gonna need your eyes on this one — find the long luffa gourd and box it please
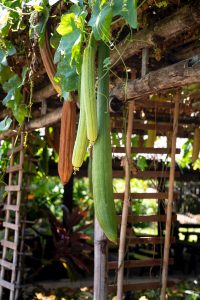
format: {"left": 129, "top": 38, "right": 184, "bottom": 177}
{"left": 39, "top": 31, "right": 61, "bottom": 95}
{"left": 72, "top": 68, "right": 89, "bottom": 171}
{"left": 82, "top": 39, "right": 98, "bottom": 144}
{"left": 92, "top": 41, "right": 117, "bottom": 243}
{"left": 58, "top": 100, "right": 76, "bottom": 184}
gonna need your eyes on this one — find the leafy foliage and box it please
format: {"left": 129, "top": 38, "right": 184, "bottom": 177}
{"left": 0, "top": 0, "right": 138, "bottom": 123}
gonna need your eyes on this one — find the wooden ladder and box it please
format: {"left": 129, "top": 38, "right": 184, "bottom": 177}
{"left": 107, "top": 93, "right": 180, "bottom": 297}
{"left": 0, "top": 132, "right": 24, "bottom": 300}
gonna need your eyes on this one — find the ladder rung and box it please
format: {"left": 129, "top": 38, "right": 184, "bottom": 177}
{"left": 7, "top": 145, "right": 23, "bottom": 156}
{"left": 3, "top": 222, "right": 19, "bottom": 230}
{"left": 0, "top": 259, "right": 16, "bottom": 270}
{"left": 108, "top": 258, "right": 174, "bottom": 270}
{"left": 5, "top": 185, "right": 21, "bottom": 192}
{"left": 0, "top": 279, "right": 15, "bottom": 291}
{"left": 1, "top": 240, "right": 17, "bottom": 250}
{"left": 113, "top": 170, "right": 180, "bottom": 179}
{"left": 118, "top": 236, "right": 176, "bottom": 245}
{"left": 134, "top": 99, "right": 174, "bottom": 109}
{"left": 133, "top": 121, "right": 172, "bottom": 132}
{"left": 112, "top": 147, "right": 180, "bottom": 155}
{"left": 3, "top": 204, "right": 20, "bottom": 211}
{"left": 117, "top": 214, "right": 177, "bottom": 223}
{"left": 6, "top": 164, "right": 22, "bottom": 173}
{"left": 108, "top": 279, "right": 174, "bottom": 292}
{"left": 114, "top": 192, "right": 179, "bottom": 200}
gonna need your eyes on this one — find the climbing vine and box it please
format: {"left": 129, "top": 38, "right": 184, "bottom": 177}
{"left": 0, "top": 0, "right": 137, "bottom": 131}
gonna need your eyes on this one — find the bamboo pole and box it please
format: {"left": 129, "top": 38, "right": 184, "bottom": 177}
{"left": 117, "top": 101, "right": 134, "bottom": 299}
{"left": 94, "top": 217, "right": 108, "bottom": 300}
{"left": 160, "top": 91, "right": 180, "bottom": 300}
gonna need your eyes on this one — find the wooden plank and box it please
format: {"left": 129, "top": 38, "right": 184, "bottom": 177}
{"left": 113, "top": 170, "right": 180, "bottom": 179}
{"left": 3, "top": 204, "right": 20, "bottom": 211}
{"left": 108, "top": 279, "right": 174, "bottom": 292}
{"left": 134, "top": 99, "right": 174, "bottom": 109}
{"left": 112, "top": 120, "right": 173, "bottom": 132}
{"left": 0, "top": 259, "right": 15, "bottom": 270}
{"left": 114, "top": 192, "right": 179, "bottom": 200}
{"left": 5, "top": 185, "right": 21, "bottom": 192}
{"left": 0, "top": 279, "right": 15, "bottom": 291}
{"left": 3, "top": 222, "right": 19, "bottom": 231}
{"left": 6, "top": 164, "right": 22, "bottom": 173}
{"left": 112, "top": 147, "right": 180, "bottom": 154}
{"left": 108, "top": 258, "right": 174, "bottom": 270}
{"left": 1, "top": 240, "right": 17, "bottom": 251}
{"left": 117, "top": 214, "right": 177, "bottom": 223}
{"left": 124, "top": 236, "right": 176, "bottom": 245}
{"left": 7, "top": 145, "right": 23, "bottom": 156}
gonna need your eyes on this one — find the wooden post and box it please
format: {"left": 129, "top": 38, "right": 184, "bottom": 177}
{"left": 160, "top": 91, "right": 180, "bottom": 300}
{"left": 117, "top": 101, "right": 134, "bottom": 300}
{"left": 94, "top": 217, "right": 107, "bottom": 300}
{"left": 141, "top": 48, "right": 149, "bottom": 77}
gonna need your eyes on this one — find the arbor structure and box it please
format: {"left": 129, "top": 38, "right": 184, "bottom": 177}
{"left": 0, "top": 1, "right": 200, "bottom": 299}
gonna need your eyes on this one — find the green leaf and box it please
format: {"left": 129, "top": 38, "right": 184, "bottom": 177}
{"left": 0, "top": 6, "right": 10, "bottom": 30}
{"left": 0, "top": 117, "right": 12, "bottom": 132}
{"left": 0, "top": 66, "right": 13, "bottom": 85}
{"left": 55, "top": 58, "right": 78, "bottom": 98}
{"left": 137, "top": 156, "right": 148, "bottom": 171}
{"left": 113, "top": 0, "right": 137, "bottom": 29}
{"left": 54, "top": 7, "right": 86, "bottom": 96}
{"left": 89, "top": 2, "right": 113, "bottom": 41}
{"left": 56, "top": 13, "right": 77, "bottom": 36}
{"left": 0, "top": 41, "right": 16, "bottom": 69}
{"left": 193, "top": 158, "right": 200, "bottom": 170}
{"left": 2, "top": 68, "right": 29, "bottom": 125}
{"left": 54, "top": 29, "right": 81, "bottom": 63}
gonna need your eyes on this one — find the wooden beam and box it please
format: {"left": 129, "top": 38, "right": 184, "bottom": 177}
{"left": 117, "top": 214, "right": 177, "bottom": 223}
{"left": 108, "top": 279, "right": 174, "bottom": 292}
{"left": 26, "top": 108, "right": 62, "bottom": 130}
{"left": 112, "top": 147, "right": 180, "bottom": 154}
{"left": 111, "top": 55, "right": 200, "bottom": 101}
{"left": 114, "top": 192, "right": 179, "bottom": 200}
{"left": 33, "top": 84, "right": 57, "bottom": 102}
{"left": 108, "top": 258, "right": 174, "bottom": 270}
{"left": 110, "top": 4, "right": 200, "bottom": 66}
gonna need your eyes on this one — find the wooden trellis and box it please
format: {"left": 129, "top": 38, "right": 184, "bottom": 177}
{"left": 0, "top": 131, "right": 25, "bottom": 300}
{"left": 103, "top": 92, "right": 180, "bottom": 299}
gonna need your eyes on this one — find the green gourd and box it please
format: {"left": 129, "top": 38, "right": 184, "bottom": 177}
{"left": 82, "top": 39, "right": 98, "bottom": 144}
{"left": 72, "top": 65, "right": 88, "bottom": 171}
{"left": 92, "top": 41, "right": 117, "bottom": 243}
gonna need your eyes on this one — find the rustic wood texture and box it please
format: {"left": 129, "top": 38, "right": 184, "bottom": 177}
{"left": 108, "top": 258, "right": 174, "bottom": 270}
{"left": 110, "top": 4, "right": 200, "bottom": 66}
{"left": 114, "top": 192, "right": 179, "bottom": 200}
{"left": 112, "top": 147, "right": 180, "bottom": 154}
{"left": 161, "top": 92, "right": 180, "bottom": 300}
{"left": 111, "top": 55, "right": 200, "bottom": 101}
{"left": 117, "top": 214, "right": 177, "bottom": 223}
{"left": 117, "top": 102, "right": 134, "bottom": 299}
